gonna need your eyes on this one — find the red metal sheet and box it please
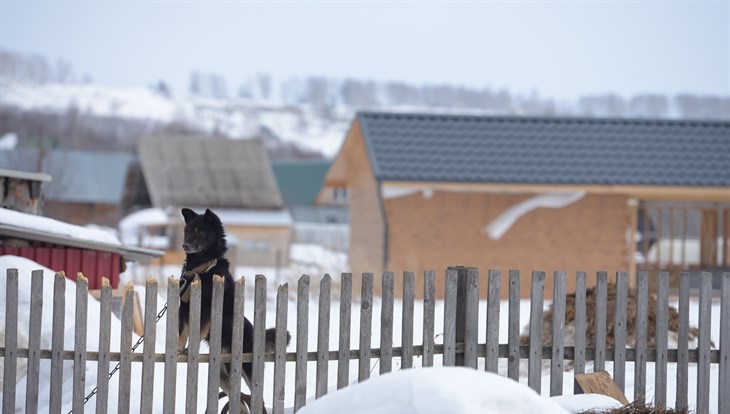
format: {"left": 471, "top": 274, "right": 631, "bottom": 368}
{"left": 110, "top": 253, "right": 121, "bottom": 288}
{"left": 81, "top": 250, "right": 98, "bottom": 289}
{"left": 1, "top": 247, "right": 20, "bottom": 257}
{"left": 34, "top": 248, "right": 52, "bottom": 269}
{"left": 96, "top": 251, "right": 113, "bottom": 287}
{"left": 65, "top": 249, "right": 81, "bottom": 282}
{"left": 51, "top": 248, "right": 65, "bottom": 273}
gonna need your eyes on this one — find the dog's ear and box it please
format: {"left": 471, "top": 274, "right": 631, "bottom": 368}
{"left": 204, "top": 208, "right": 220, "bottom": 223}
{"left": 181, "top": 208, "right": 197, "bottom": 224}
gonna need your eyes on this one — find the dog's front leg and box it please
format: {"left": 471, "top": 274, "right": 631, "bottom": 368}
{"left": 178, "top": 323, "right": 189, "bottom": 352}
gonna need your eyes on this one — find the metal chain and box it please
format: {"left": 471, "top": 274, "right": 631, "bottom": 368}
{"left": 68, "top": 300, "right": 170, "bottom": 413}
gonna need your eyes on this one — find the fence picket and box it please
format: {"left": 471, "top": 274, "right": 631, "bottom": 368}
{"left": 72, "top": 273, "right": 89, "bottom": 413}
{"left": 49, "top": 272, "right": 66, "bottom": 414}
{"left": 508, "top": 270, "right": 520, "bottom": 381}
{"left": 720, "top": 272, "right": 730, "bottom": 414}
{"left": 401, "top": 271, "right": 415, "bottom": 369}
{"left": 697, "top": 271, "right": 712, "bottom": 413}
{"left": 251, "top": 275, "right": 268, "bottom": 414}
{"left": 228, "top": 277, "right": 246, "bottom": 414}
{"left": 273, "top": 283, "right": 289, "bottom": 414}
{"left": 184, "top": 277, "right": 202, "bottom": 413}
{"left": 486, "top": 269, "right": 501, "bottom": 373}
{"left": 26, "top": 269, "right": 44, "bottom": 413}
{"left": 358, "top": 273, "right": 373, "bottom": 380}
{"left": 595, "top": 271, "right": 608, "bottom": 371}
{"left": 206, "top": 276, "right": 224, "bottom": 414}
{"left": 380, "top": 271, "right": 395, "bottom": 374}
{"left": 550, "top": 270, "right": 566, "bottom": 397}
{"left": 3, "top": 268, "right": 18, "bottom": 413}
{"left": 655, "top": 271, "right": 669, "bottom": 409}
{"left": 464, "top": 268, "right": 479, "bottom": 369}
{"left": 573, "top": 271, "right": 586, "bottom": 394}
{"left": 140, "top": 278, "right": 158, "bottom": 414}
{"left": 162, "top": 276, "right": 180, "bottom": 414}
{"left": 294, "top": 275, "right": 310, "bottom": 411}
{"left": 528, "top": 271, "right": 545, "bottom": 393}
{"left": 634, "top": 271, "right": 649, "bottom": 402}
{"left": 676, "top": 272, "right": 690, "bottom": 410}
{"left": 422, "top": 270, "right": 436, "bottom": 368}
{"left": 613, "top": 272, "right": 628, "bottom": 393}
{"left": 316, "top": 274, "right": 331, "bottom": 398}
{"left": 337, "top": 273, "right": 352, "bottom": 389}
{"left": 443, "top": 268, "right": 458, "bottom": 367}
{"left": 118, "top": 283, "right": 136, "bottom": 414}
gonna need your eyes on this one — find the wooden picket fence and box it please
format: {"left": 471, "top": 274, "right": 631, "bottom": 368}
{"left": 2, "top": 267, "right": 730, "bottom": 414}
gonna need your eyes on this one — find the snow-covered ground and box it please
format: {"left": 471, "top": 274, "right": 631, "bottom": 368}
{"left": 1, "top": 254, "right": 724, "bottom": 413}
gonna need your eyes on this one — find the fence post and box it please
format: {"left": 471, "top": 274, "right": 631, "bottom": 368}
{"left": 294, "top": 275, "right": 310, "bottom": 411}
{"left": 316, "top": 274, "right": 331, "bottom": 398}
{"left": 464, "top": 267, "right": 479, "bottom": 369}
{"left": 655, "top": 271, "right": 669, "bottom": 409}
{"left": 162, "top": 276, "right": 180, "bottom": 414}
{"left": 72, "top": 273, "right": 89, "bottom": 413}
{"left": 358, "top": 273, "right": 373, "bottom": 381}
{"left": 449, "top": 266, "right": 467, "bottom": 367}
{"left": 719, "top": 272, "right": 730, "bottom": 414}
{"left": 635, "top": 271, "right": 649, "bottom": 403}
{"left": 401, "top": 271, "right": 415, "bottom": 370}
{"left": 486, "top": 269, "right": 501, "bottom": 373}
{"left": 676, "top": 272, "right": 690, "bottom": 410}
{"left": 613, "top": 271, "right": 628, "bottom": 393}
{"left": 443, "top": 268, "right": 458, "bottom": 366}
{"left": 49, "top": 271, "right": 66, "bottom": 414}
{"left": 140, "top": 278, "right": 158, "bottom": 414}
{"left": 422, "top": 270, "right": 436, "bottom": 368}
{"left": 206, "top": 276, "right": 224, "bottom": 414}
{"left": 337, "top": 273, "right": 352, "bottom": 389}
{"left": 228, "top": 277, "right": 246, "bottom": 414}
{"left": 528, "top": 271, "right": 545, "bottom": 393}
{"left": 573, "top": 271, "right": 587, "bottom": 394}
{"left": 380, "top": 271, "right": 394, "bottom": 374}
{"left": 697, "top": 271, "right": 712, "bottom": 413}
{"left": 273, "top": 283, "right": 289, "bottom": 414}
{"left": 508, "top": 270, "right": 521, "bottom": 381}
{"left": 251, "top": 275, "right": 268, "bottom": 414}
{"left": 550, "top": 270, "right": 566, "bottom": 397}
{"left": 118, "top": 282, "right": 136, "bottom": 414}
{"left": 3, "top": 268, "right": 18, "bottom": 413}
{"left": 26, "top": 269, "right": 44, "bottom": 413}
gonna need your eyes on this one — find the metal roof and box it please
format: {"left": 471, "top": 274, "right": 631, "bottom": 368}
{"left": 138, "top": 136, "right": 283, "bottom": 209}
{"left": 358, "top": 112, "right": 730, "bottom": 187}
{"left": 272, "top": 160, "right": 330, "bottom": 206}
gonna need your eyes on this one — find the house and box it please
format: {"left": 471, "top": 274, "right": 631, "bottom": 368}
{"left": 317, "top": 112, "right": 730, "bottom": 298}
{"left": 137, "top": 136, "right": 292, "bottom": 268}
{"left": 272, "top": 160, "right": 349, "bottom": 251}
{"left": 0, "top": 149, "right": 136, "bottom": 226}
{"left": 0, "top": 168, "right": 162, "bottom": 289}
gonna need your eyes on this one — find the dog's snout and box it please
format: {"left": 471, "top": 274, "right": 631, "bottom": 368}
{"left": 182, "top": 243, "right": 191, "bottom": 251}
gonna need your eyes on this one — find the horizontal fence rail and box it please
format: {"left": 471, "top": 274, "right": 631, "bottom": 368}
{"left": 1, "top": 267, "right": 729, "bottom": 414}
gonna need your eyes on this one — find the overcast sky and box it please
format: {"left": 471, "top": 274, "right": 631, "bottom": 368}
{"left": 1, "top": 1, "right": 728, "bottom": 101}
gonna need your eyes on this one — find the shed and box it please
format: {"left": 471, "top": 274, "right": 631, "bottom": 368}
{"left": 318, "top": 112, "right": 730, "bottom": 298}
{"left": 137, "top": 136, "right": 292, "bottom": 267}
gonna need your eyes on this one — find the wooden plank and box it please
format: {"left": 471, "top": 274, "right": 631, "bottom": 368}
{"left": 655, "top": 271, "right": 669, "bottom": 409}
{"left": 675, "top": 272, "right": 690, "bottom": 410}
{"left": 453, "top": 266, "right": 467, "bottom": 367}
{"left": 162, "top": 276, "right": 180, "bottom": 414}
{"left": 401, "top": 271, "right": 415, "bottom": 370}
{"left": 184, "top": 277, "right": 202, "bottom": 414}
{"left": 25, "top": 269, "right": 44, "bottom": 413}
{"left": 380, "top": 271, "right": 395, "bottom": 374}
{"left": 140, "top": 278, "right": 159, "bottom": 413}
{"left": 550, "top": 270, "right": 567, "bottom": 397}
{"left": 443, "top": 268, "right": 458, "bottom": 367}
{"left": 508, "top": 269, "right": 521, "bottom": 381}
{"left": 206, "top": 276, "right": 224, "bottom": 414}
{"left": 528, "top": 271, "right": 545, "bottom": 393}
{"left": 358, "top": 273, "right": 373, "bottom": 380}
{"left": 613, "top": 272, "right": 628, "bottom": 393}
{"left": 316, "top": 274, "right": 331, "bottom": 398}
{"left": 251, "top": 275, "right": 267, "bottom": 414}
{"left": 228, "top": 277, "right": 246, "bottom": 414}
{"left": 273, "top": 283, "right": 289, "bottom": 414}
{"left": 595, "top": 271, "right": 608, "bottom": 371}
{"left": 634, "top": 271, "right": 649, "bottom": 403}
{"left": 95, "top": 278, "right": 113, "bottom": 414}
{"left": 118, "top": 283, "right": 136, "bottom": 414}
{"left": 422, "top": 270, "right": 436, "bottom": 368}
{"left": 573, "top": 271, "right": 587, "bottom": 394}
{"left": 575, "top": 371, "right": 630, "bottom": 405}
{"left": 294, "top": 275, "right": 310, "bottom": 411}
{"left": 3, "top": 268, "right": 19, "bottom": 413}
{"left": 464, "top": 267, "right": 479, "bottom": 369}
{"left": 337, "top": 273, "right": 352, "bottom": 389}
{"left": 73, "top": 273, "right": 89, "bottom": 413}
{"left": 696, "top": 271, "right": 712, "bottom": 414}
{"left": 49, "top": 271, "right": 66, "bottom": 414}
{"left": 720, "top": 272, "right": 730, "bottom": 414}
{"left": 486, "top": 269, "right": 501, "bottom": 373}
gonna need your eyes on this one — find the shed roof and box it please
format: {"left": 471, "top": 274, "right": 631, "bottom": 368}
{"left": 138, "top": 136, "right": 283, "bottom": 209}
{"left": 0, "top": 149, "right": 134, "bottom": 203}
{"left": 357, "top": 112, "right": 730, "bottom": 187}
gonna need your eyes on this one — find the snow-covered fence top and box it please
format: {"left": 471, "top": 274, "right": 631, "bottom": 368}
{"left": 1, "top": 267, "right": 730, "bottom": 414}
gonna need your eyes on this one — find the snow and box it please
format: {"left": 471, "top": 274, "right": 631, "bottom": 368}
{"left": 0, "top": 207, "right": 121, "bottom": 246}
{"left": 0, "top": 132, "right": 18, "bottom": 150}
{"left": 552, "top": 394, "right": 622, "bottom": 413}
{"left": 297, "top": 367, "right": 570, "bottom": 414}
{"left": 118, "top": 207, "right": 171, "bottom": 245}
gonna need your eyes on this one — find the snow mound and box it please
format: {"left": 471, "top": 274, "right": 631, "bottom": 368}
{"left": 551, "top": 394, "right": 623, "bottom": 413}
{"left": 297, "top": 367, "right": 569, "bottom": 414}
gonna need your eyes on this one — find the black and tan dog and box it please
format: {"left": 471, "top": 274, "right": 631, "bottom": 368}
{"left": 178, "top": 208, "right": 288, "bottom": 413}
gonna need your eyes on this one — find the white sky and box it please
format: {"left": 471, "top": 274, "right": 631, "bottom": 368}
{"left": 0, "top": 1, "right": 728, "bottom": 101}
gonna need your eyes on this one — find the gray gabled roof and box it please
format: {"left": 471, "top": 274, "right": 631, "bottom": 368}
{"left": 138, "top": 136, "right": 283, "bottom": 209}
{"left": 358, "top": 112, "right": 730, "bottom": 187}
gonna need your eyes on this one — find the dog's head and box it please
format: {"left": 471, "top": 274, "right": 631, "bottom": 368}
{"left": 181, "top": 208, "right": 226, "bottom": 254}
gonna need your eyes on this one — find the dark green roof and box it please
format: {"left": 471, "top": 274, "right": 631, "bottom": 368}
{"left": 272, "top": 160, "right": 330, "bottom": 206}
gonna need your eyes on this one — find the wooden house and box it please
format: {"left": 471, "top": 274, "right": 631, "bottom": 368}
{"left": 137, "top": 136, "right": 292, "bottom": 268}
{"left": 317, "top": 112, "right": 730, "bottom": 298}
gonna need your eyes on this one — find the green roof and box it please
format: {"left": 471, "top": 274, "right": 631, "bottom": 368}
{"left": 272, "top": 160, "right": 330, "bottom": 206}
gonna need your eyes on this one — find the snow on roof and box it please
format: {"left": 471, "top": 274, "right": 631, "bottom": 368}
{"left": 297, "top": 367, "right": 569, "bottom": 414}
{"left": 213, "top": 208, "right": 293, "bottom": 227}
{"left": 1, "top": 208, "right": 121, "bottom": 245}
